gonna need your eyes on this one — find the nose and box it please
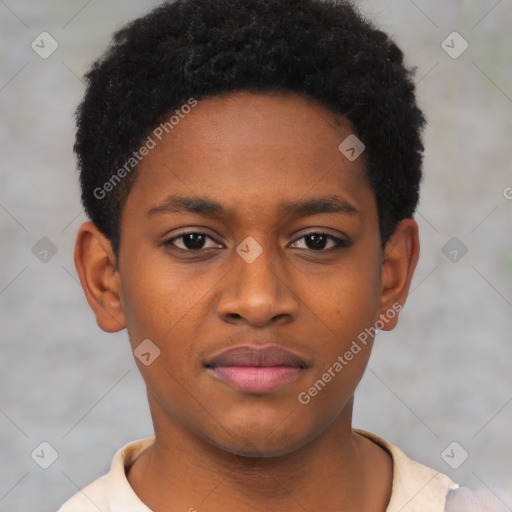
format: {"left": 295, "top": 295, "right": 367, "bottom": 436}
{"left": 216, "top": 239, "right": 300, "bottom": 328}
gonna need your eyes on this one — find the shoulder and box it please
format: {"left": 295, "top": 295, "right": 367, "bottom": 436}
{"left": 354, "top": 429, "right": 459, "bottom": 511}
{"left": 57, "top": 437, "right": 155, "bottom": 512}
{"left": 57, "top": 474, "right": 109, "bottom": 512}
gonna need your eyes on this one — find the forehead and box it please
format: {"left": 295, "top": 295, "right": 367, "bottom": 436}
{"left": 126, "top": 91, "right": 372, "bottom": 218}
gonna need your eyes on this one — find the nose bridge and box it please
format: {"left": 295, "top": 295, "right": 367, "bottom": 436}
{"left": 236, "top": 236, "right": 280, "bottom": 292}
{"left": 217, "top": 234, "right": 299, "bottom": 325}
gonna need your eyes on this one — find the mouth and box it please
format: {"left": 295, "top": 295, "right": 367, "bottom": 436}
{"left": 204, "top": 344, "right": 307, "bottom": 394}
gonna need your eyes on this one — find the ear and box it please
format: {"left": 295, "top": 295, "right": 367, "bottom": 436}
{"left": 378, "top": 219, "right": 420, "bottom": 331}
{"left": 74, "top": 222, "right": 126, "bottom": 333}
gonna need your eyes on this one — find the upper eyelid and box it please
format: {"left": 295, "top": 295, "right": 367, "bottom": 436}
{"left": 167, "top": 231, "right": 222, "bottom": 245}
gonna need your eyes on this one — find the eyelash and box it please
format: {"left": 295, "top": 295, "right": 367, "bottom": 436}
{"left": 164, "top": 231, "right": 350, "bottom": 253}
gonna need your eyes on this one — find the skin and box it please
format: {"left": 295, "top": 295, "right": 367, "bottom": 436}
{"left": 74, "top": 90, "right": 419, "bottom": 511}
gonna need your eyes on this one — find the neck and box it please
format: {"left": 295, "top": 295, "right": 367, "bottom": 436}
{"left": 126, "top": 398, "right": 392, "bottom": 511}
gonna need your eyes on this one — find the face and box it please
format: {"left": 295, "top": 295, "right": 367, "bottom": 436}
{"left": 76, "top": 91, "right": 418, "bottom": 457}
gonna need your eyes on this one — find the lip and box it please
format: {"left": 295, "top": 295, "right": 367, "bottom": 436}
{"left": 205, "top": 344, "right": 307, "bottom": 394}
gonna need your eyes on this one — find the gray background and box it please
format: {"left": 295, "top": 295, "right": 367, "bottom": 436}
{"left": 1, "top": 1, "right": 511, "bottom": 511}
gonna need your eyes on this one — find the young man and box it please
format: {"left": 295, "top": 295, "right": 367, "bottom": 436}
{"left": 59, "top": 0, "right": 482, "bottom": 510}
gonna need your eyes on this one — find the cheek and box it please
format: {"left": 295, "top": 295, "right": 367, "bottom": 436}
{"left": 119, "top": 262, "right": 201, "bottom": 400}
{"left": 299, "top": 246, "right": 382, "bottom": 401}
{"left": 118, "top": 248, "right": 181, "bottom": 346}
{"left": 118, "top": 247, "right": 220, "bottom": 374}
{"left": 313, "top": 257, "right": 382, "bottom": 339}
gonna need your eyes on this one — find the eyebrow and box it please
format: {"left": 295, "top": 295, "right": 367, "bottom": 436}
{"left": 147, "top": 194, "right": 359, "bottom": 218}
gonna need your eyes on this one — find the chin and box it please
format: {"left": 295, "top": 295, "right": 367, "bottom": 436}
{"left": 200, "top": 415, "right": 316, "bottom": 459}
{"left": 211, "top": 435, "right": 304, "bottom": 459}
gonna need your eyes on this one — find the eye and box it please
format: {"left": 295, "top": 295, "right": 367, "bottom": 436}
{"left": 289, "top": 232, "right": 350, "bottom": 251}
{"left": 164, "top": 231, "right": 350, "bottom": 254}
{"left": 165, "top": 232, "right": 222, "bottom": 251}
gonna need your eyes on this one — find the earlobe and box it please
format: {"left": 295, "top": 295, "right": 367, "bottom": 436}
{"left": 378, "top": 219, "right": 420, "bottom": 331}
{"left": 74, "top": 222, "right": 126, "bottom": 333}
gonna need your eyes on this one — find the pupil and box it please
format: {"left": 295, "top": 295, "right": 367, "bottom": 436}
{"left": 184, "top": 234, "right": 205, "bottom": 250}
{"left": 307, "top": 234, "right": 327, "bottom": 250}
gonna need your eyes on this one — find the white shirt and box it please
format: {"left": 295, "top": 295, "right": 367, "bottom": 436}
{"left": 58, "top": 429, "right": 463, "bottom": 512}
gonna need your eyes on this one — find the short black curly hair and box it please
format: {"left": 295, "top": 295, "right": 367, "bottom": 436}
{"left": 75, "top": 0, "right": 425, "bottom": 257}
